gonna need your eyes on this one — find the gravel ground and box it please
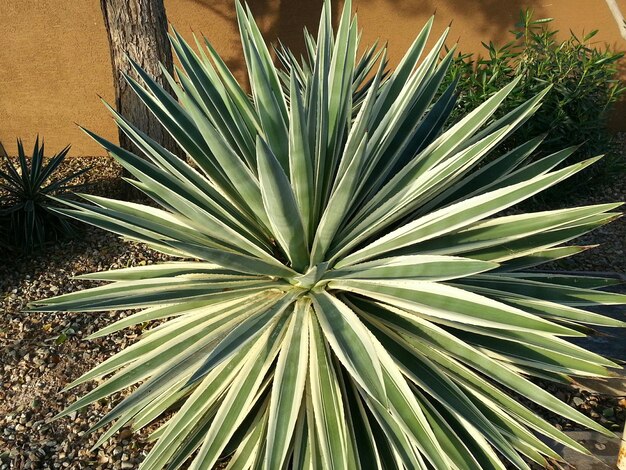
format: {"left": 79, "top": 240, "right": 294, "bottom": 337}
{"left": 0, "top": 158, "right": 169, "bottom": 469}
{"left": 0, "top": 227, "right": 174, "bottom": 469}
{"left": 1, "top": 142, "right": 625, "bottom": 469}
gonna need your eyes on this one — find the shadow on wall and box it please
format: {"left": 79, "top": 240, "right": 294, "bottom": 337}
{"left": 184, "top": 0, "right": 549, "bottom": 73}
{"left": 355, "top": 0, "right": 547, "bottom": 44}
{"left": 188, "top": 0, "right": 339, "bottom": 80}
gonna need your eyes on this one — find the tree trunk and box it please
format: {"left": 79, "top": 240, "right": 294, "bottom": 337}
{"left": 100, "top": 0, "right": 180, "bottom": 156}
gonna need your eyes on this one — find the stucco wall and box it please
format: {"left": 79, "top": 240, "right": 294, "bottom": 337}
{"left": 1, "top": 0, "right": 625, "bottom": 156}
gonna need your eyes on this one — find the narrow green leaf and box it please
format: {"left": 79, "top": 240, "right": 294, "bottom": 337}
{"left": 257, "top": 136, "right": 309, "bottom": 271}
{"left": 307, "top": 309, "right": 349, "bottom": 470}
{"left": 264, "top": 298, "right": 310, "bottom": 469}
{"left": 326, "top": 255, "right": 497, "bottom": 281}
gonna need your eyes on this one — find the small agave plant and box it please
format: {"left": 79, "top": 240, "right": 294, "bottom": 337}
{"left": 0, "top": 138, "right": 84, "bottom": 252}
{"left": 31, "top": 1, "right": 625, "bottom": 468}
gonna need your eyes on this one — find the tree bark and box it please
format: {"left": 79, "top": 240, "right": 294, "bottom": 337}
{"left": 100, "top": 0, "right": 180, "bottom": 155}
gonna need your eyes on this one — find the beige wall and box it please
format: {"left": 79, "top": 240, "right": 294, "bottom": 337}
{"left": 1, "top": 0, "right": 625, "bottom": 156}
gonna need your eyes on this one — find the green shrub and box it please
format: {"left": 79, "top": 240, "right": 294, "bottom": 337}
{"left": 30, "top": 2, "right": 626, "bottom": 469}
{"left": 444, "top": 9, "right": 625, "bottom": 177}
{"left": 0, "top": 138, "right": 87, "bottom": 252}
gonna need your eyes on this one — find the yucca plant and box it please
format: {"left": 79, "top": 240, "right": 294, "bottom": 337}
{"left": 0, "top": 138, "right": 86, "bottom": 252}
{"left": 30, "top": 1, "right": 626, "bottom": 468}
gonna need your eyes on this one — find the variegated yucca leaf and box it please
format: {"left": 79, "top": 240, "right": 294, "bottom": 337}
{"left": 31, "top": 1, "right": 626, "bottom": 468}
